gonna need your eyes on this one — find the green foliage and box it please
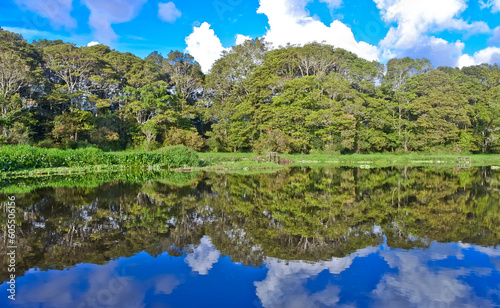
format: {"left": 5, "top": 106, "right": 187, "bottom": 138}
{"left": 164, "top": 127, "right": 204, "bottom": 150}
{"left": 154, "top": 145, "right": 200, "bottom": 168}
{"left": 0, "top": 27, "right": 500, "bottom": 155}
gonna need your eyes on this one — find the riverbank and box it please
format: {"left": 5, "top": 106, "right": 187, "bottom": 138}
{"left": 2, "top": 147, "right": 500, "bottom": 177}
{"left": 198, "top": 152, "right": 500, "bottom": 169}
{"left": 0, "top": 145, "right": 199, "bottom": 175}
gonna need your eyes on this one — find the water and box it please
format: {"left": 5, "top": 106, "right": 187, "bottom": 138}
{"left": 1, "top": 167, "right": 499, "bottom": 308}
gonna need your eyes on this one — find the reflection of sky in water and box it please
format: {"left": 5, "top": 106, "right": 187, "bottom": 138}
{"left": 1, "top": 240, "right": 499, "bottom": 308}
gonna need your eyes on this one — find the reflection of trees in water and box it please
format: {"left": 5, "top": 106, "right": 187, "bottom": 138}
{"left": 1, "top": 167, "right": 499, "bottom": 282}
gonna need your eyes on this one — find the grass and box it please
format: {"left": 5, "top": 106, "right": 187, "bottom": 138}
{"left": 0, "top": 145, "right": 200, "bottom": 174}
{"left": 283, "top": 153, "right": 500, "bottom": 168}
{"left": 2, "top": 147, "right": 500, "bottom": 178}
{"left": 197, "top": 152, "right": 500, "bottom": 170}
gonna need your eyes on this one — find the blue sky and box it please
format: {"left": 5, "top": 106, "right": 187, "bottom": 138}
{"left": 1, "top": 0, "right": 500, "bottom": 73}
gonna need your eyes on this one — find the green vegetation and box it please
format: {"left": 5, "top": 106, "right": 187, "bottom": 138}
{"left": 0, "top": 145, "right": 200, "bottom": 172}
{"left": 1, "top": 27, "right": 499, "bottom": 157}
{"left": 284, "top": 152, "right": 500, "bottom": 167}
{"left": 0, "top": 169, "right": 200, "bottom": 194}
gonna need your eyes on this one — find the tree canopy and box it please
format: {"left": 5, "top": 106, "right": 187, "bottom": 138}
{"left": 0, "top": 27, "right": 499, "bottom": 153}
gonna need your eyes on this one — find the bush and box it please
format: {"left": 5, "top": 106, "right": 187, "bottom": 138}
{"left": 164, "top": 128, "right": 204, "bottom": 151}
{"left": 253, "top": 129, "right": 298, "bottom": 154}
{"left": 155, "top": 145, "right": 200, "bottom": 168}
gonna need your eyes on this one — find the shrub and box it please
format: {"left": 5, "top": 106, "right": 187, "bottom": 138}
{"left": 164, "top": 128, "right": 204, "bottom": 151}
{"left": 253, "top": 129, "right": 297, "bottom": 154}
{"left": 155, "top": 145, "right": 200, "bottom": 168}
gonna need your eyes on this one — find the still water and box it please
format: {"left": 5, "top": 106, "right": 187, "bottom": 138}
{"left": 1, "top": 167, "right": 499, "bottom": 308}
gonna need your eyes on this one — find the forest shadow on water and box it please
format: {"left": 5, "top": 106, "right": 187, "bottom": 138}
{"left": 0, "top": 166, "right": 499, "bottom": 308}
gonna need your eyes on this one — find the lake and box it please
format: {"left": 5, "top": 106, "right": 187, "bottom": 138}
{"left": 1, "top": 167, "right": 499, "bottom": 308}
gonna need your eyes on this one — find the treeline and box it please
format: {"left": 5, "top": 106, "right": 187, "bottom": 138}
{"left": 0, "top": 27, "right": 499, "bottom": 153}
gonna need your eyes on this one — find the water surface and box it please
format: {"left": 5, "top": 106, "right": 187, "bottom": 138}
{"left": 1, "top": 167, "right": 499, "bottom": 307}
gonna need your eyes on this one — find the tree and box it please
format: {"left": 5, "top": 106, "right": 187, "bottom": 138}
{"left": 383, "top": 57, "right": 433, "bottom": 151}
{"left": 43, "top": 43, "right": 97, "bottom": 109}
{"left": 407, "top": 70, "right": 470, "bottom": 150}
{"left": 52, "top": 109, "right": 94, "bottom": 144}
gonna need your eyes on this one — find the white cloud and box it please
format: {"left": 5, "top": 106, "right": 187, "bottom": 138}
{"left": 236, "top": 34, "right": 252, "bottom": 45}
{"left": 158, "top": 2, "right": 182, "bottom": 23}
{"left": 489, "top": 26, "right": 500, "bottom": 45}
{"left": 87, "top": 41, "right": 100, "bottom": 47}
{"left": 185, "top": 22, "right": 228, "bottom": 74}
{"left": 257, "top": 0, "right": 379, "bottom": 61}
{"left": 2, "top": 27, "right": 69, "bottom": 42}
{"left": 13, "top": 0, "right": 76, "bottom": 30}
{"left": 481, "top": 0, "right": 500, "bottom": 13}
{"left": 458, "top": 47, "right": 500, "bottom": 67}
{"left": 319, "top": 0, "right": 343, "bottom": 9}
{"left": 375, "top": 0, "right": 488, "bottom": 49}
{"left": 394, "top": 36, "right": 466, "bottom": 67}
{"left": 374, "top": 0, "right": 491, "bottom": 67}
{"left": 187, "top": 0, "right": 376, "bottom": 73}
{"left": 184, "top": 236, "right": 221, "bottom": 275}
{"left": 82, "top": 0, "right": 147, "bottom": 44}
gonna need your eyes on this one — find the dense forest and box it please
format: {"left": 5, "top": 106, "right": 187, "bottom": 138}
{"left": 1, "top": 27, "right": 499, "bottom": 154}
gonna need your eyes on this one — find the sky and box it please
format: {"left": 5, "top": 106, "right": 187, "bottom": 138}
{"left": 1, "top": 0, "right": 500, "bottom": 73}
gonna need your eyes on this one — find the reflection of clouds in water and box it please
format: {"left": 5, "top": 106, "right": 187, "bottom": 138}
{"left": 185, "top": 236, "right": 220, "bottom": 275}
{"left": 13, "top": 262, "right": 183, "bottom": 308}
{"left": 255, "top": 246, "right": 378, "bottom": 308}
{"left": 460, "top": 243, "right": 500, "bottom": 272}
{"left": 255, "top": 243, "right": 500, "bottom": 308}
{"left": 372, "top": 243, "right": 498, "bottom": 308}
{"left": 16, "top": 271, "right": 78, "bottom": 308}
{"left": 154, "top": 275, "right": 181, "bottom": 295}
{"left": 14, "top": 263, "right": 144, "bottom": 308}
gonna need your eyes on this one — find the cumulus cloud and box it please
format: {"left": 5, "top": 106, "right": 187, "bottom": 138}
{"left": 87, "top": 41, "right": 100, "bottom": 47}
{"left": 375, "top": 0, "right": 488, "bottom": 49}
{"left": 82, "top": 0, "right": 147, "bottom": 44}
{"left": 158, "top": 2, "right": 182, "bottom": 23}
{"left": 458, "top": 47, "right": 500, "bottom": 67}
{"left": 236, "top": 34, "right": 252, "bottom": 45}
{"left": 187, "top": 0, "right": 377, "bottom": 73}
{"left": 13, "top": 0, "right": 76, "bottom": 30}
{"left": 396, "top": 36, "right": 466, "bottom": 67}
{"left": 257, "top": 0, "right": 379, "bottom": 61}
{"left": 184, "top": 236, "right": 221, "bottom": 275}
{"left": 185, "top": 22, "right": 228, "bottom": 73}
{"left": 374, "top": 0, "right": 491, "bottom": 67}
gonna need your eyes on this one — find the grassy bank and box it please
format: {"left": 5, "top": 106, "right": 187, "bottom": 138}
{"left": 0, "top": 145, "right": 200, "bottom": 174}
{"left": 199, "top": 152, "right": 500, "bottom": 169}
{"left": 284, "top": 153, "right": 500, "bottom": 167}
{"left": 2, "top": 147, "right": 500, "bottom": 177}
